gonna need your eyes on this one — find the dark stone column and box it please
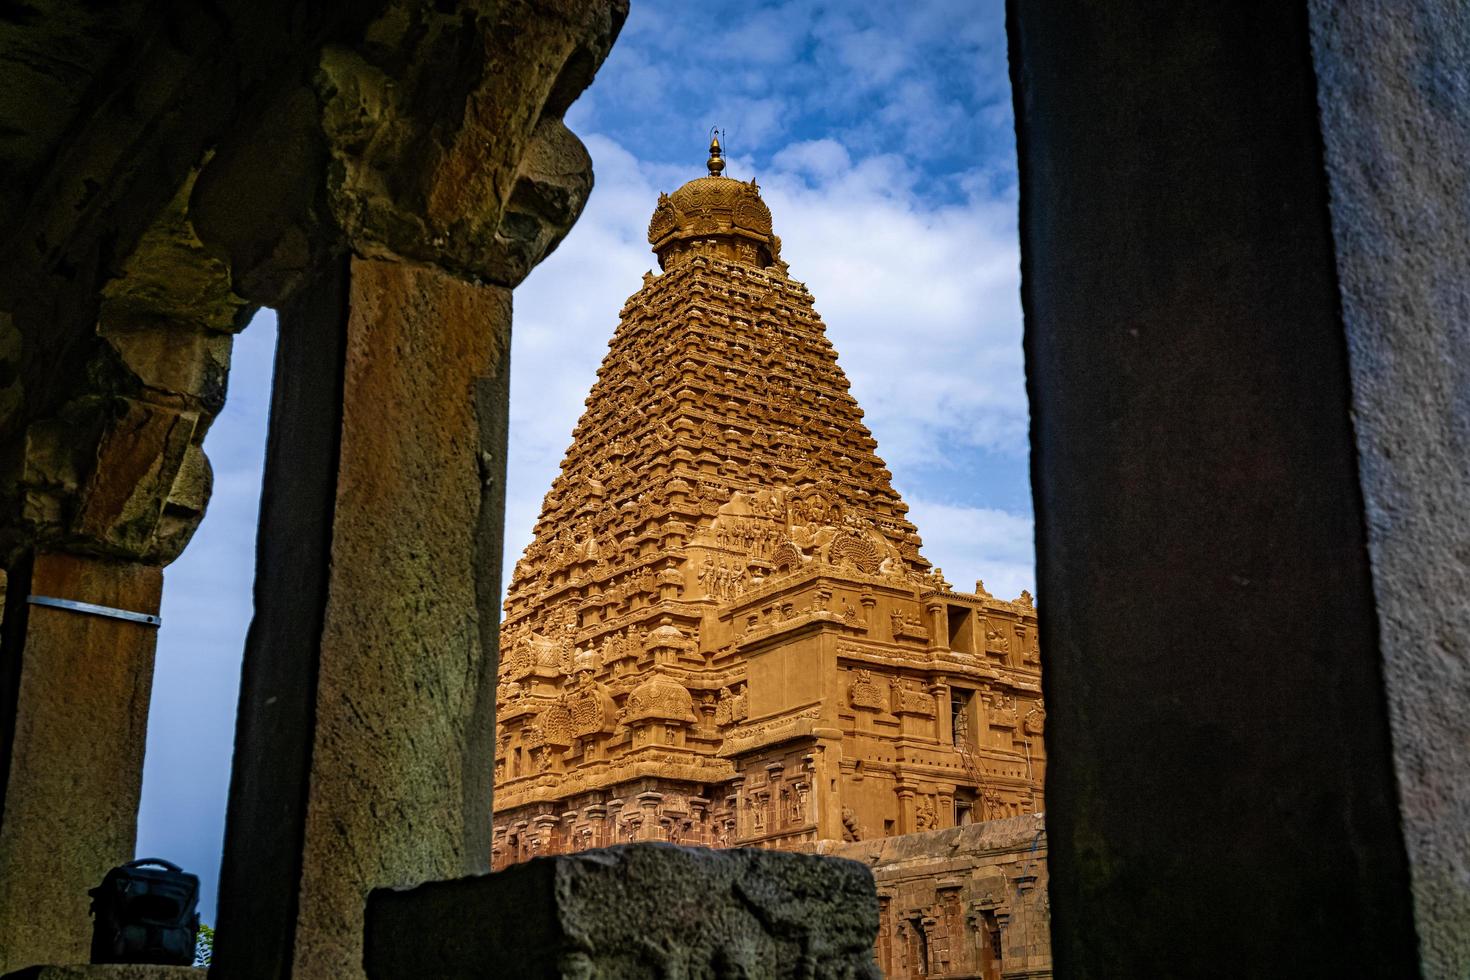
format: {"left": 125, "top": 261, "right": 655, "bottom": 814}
{"left": 210, "top": 256, "right": 350, "bottom": 980}
{"left": 213, "top": 257, "right": 512, "bottom": 980}
{"left": 1006, "top": 1, "right": 1421, "bottom": 974}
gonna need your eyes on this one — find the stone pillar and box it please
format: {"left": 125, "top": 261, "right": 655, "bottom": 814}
{"left": 810, "top": 727, "right": 844, "bottom": 841}
{"left": 895, "top": 785, "right": 917, "bottom": 835}
{"left": 1006, "top": 1, "right": 1432, "bottom": 974}
{"left": 0, "top": 553, "right": 162, "bottom": 971}
{"left": 720, "top": 793, "right": 738, "bottom": 846}
{"left": 688, "top": 796, "right": 710, "bottom": 845}
{"left": 490, "top": 828, "right": 506, "bottom": 871}
{"left": 925, "top": 600, "right": 948, "bottom": 654}
{"left": 635, "top": 792, "right": 663, "bottom": 842}
{"left": 930, "top": 677, "right": 952, "bottom": 747}
{"left": 584, "top": 804, "right": 607, "bottom": 849}
{"left": 607, "top": 798, "right": 625, "bottom": 843}
{"left": 512, "top": 821, "right": 530, "bottom": 864}
{"left": 531, "top": 816, "right": 558, "bottom": 856}
{"left": 211, "top": 258, "right": 513, "bottom": 979}
{"left": 1308, "top": 5, "right": 1470, "bottom": 971}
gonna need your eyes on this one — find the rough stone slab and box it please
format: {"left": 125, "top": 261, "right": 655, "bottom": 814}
{"left": 2, "top": 968, "right": 202, "bottom": 980}
{"left": 365, "top": 844, "right": 881, "bottom": 979}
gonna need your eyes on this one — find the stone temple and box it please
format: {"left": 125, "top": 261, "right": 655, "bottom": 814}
{"left": 0, "top": 4, "right": 1452, "bottom": 977}
{"left": 492, "top": 139, "right": 1051, "bottom": 977}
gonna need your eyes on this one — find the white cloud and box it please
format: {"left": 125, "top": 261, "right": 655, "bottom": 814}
{"left": 903, "top": 496, "right": 1035, "bottom": 600}
{"left": 757, "top": 157, "right": 1027, "bottom": 471}
{"left": 770, "top": 138, "right": 852, "bottom": 181}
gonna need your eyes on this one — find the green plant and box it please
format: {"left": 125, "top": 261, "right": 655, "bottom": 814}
{"left": 194, "top": 923, "right": 214, "bottom": 968}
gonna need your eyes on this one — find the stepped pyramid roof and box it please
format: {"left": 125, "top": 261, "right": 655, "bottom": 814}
{"left": 503, "top": 138, "right": 933, "bottom": 633}
{"left": 493, "top": 139, "right": 1043, "bottom": 864}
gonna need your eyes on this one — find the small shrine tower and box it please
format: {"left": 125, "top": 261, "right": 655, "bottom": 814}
{"left": 492, "top": 137, "right": 1044, "bottom": 867}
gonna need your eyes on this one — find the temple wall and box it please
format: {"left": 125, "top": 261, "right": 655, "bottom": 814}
{"left": 819, "top": 815, "right": 1051, "bottom": 980}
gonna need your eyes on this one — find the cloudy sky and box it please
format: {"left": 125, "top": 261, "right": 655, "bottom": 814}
{"left": 136, "top": 0, "right": 1029, "bottom": 920}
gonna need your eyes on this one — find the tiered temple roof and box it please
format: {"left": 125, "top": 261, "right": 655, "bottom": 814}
{"left": 493, "top": 138, "right": 1044, "bottom": 867}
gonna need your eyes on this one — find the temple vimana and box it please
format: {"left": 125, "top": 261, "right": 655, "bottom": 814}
{"left": 492, "top": 138, "right": 1050, "bottom": 976}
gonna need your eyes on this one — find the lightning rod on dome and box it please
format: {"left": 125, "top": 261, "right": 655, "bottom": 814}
{"left": 707, "top": 125, "right": 726, "bottom": 176}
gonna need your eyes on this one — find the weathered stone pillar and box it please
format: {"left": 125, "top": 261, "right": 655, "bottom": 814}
{"left": 635, "top": 792, "right": 663, "bottom": 842}
{"left": 1006, "top": 0, "right": 1445, "bottom": 974}
{"left": 1308, "top": 5, "right": 1470, "bottom": 971}
{"left": 0, "top": 238, "right": 229, "bottom": 972}
{"left": 0, "top": 553, "right": 163, "bottom": 970}
{"left": 607, "top": 798, "right": 625, "bottom": 843}
{"left": 532, "top": 816, "right": 559, "bottom": 856}
{"left": 200, "top": 3, "right": 624, "bottom": 975}
{"left": 811, "top": 727, "right": 844, "bottom": 840}
{"left": 212, "top": 257, "right": 513, "bottom": 978}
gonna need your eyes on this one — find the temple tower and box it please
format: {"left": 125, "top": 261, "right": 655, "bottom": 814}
{"left": 493, "top": 137, "right": 1044, "bottom": 867}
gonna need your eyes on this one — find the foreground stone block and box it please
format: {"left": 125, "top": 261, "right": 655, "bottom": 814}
{"left": 365, "top": 844, "right": 881, "bottom": 979}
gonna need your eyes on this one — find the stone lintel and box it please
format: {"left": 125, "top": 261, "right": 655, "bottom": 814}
{"left": 364, "top": 844, "right": 881, "bottom": 979}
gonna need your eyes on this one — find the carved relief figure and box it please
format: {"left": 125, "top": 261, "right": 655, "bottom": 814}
{"left": 915, "top": 797, "right": 937, "bottom": 832}
{"left": 890, "top": 609, "right": 929, "bottom": 641}
{"left": 849, "top": 669, "right": 886, "bottom": 711}
{"left": 984, "top": 620, "right": 1012, "bottom": 654}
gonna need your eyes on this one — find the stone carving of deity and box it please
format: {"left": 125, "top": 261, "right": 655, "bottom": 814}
{"left": 915, "top": 797, "right": 937, "bottom": 832}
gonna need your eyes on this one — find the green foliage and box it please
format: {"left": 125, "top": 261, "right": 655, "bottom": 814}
{"left": 194, "top": 923, "right": 215, "bottom": 968}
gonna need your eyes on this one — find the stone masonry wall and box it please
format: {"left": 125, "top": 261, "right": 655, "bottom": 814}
{"left": 819, "top": 815, "right": 1050, "bottom": 980}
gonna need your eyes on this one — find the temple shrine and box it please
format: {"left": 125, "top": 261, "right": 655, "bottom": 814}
{"left": 493, "top": 134, "right": 1045, "bottom": 874}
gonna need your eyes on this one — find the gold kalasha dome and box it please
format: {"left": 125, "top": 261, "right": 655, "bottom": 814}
{"left": 493, "top": 143, "right": 1045, "bottom": 882}
{"left": 647, "top": 133, "right": 782, "bottom": 272}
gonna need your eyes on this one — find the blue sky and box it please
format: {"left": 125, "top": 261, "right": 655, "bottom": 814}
{"left": 136, "top": 0, "right": 1028, "bottom": 920}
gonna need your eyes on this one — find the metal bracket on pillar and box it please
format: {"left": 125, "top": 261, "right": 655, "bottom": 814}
{"left": 27, "top": 595, "right": 162, "bottom": 627}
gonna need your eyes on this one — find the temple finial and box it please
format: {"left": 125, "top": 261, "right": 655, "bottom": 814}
{"left": 707, "top": 127, "right": 725, "bottom": 176}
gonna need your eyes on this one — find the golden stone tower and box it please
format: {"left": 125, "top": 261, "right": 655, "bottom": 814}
{"left": 492, "top": 137, "right": 1044, "bottom": 869}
